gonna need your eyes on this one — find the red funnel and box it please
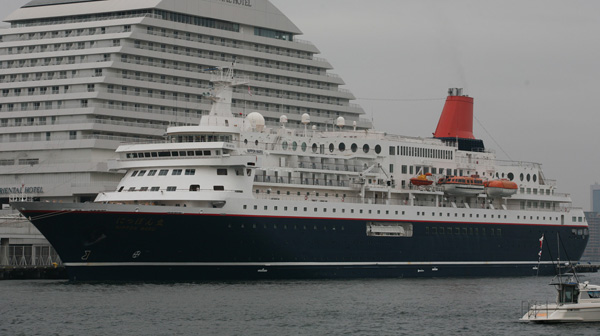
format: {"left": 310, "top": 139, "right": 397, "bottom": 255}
{"left": 433, "top": 88, "right": 475, "bottom": 140}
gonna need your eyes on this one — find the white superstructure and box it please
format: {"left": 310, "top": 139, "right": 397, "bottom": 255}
{"left": 0, "top": 0, "right": 369, "bottom": 204}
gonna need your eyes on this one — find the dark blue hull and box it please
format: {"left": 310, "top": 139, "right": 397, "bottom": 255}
{"left": 16, "top": 203, "right": 589, "bottom": 281}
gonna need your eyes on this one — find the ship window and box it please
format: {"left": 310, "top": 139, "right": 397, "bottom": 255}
{"left": 301, "top": 142, "right": 307, "bottom": 152}
{"left": 294, "top": 207, "right": 297, "bottom": 211}
{"left": 366, "top": 222, "right": 413, "bottom": 237}
{"left": 150, "top": 187, "right": 159, "bottom": 191}
{"left": 189, "top": 185, "right": 200, "bottom": 191}
{"left": 171, "top": 151, "right": 179, "bottom": 157}
{"left": 254, "top": 205, "right": 258, "bottom": 210}
{"left": 363, "top": 144, "right": 370, "bottom": 153}
{"left": 185, "top": 169, "right": 195, "bottom": 175}
{"left": 159, "top": 170, "right": 168, "bottom": 176}
{"left": 375, "top": 145, "right": 381, "bottom": 154}
{"left": 526, "top": 174, "right": 531, "bottom": 182}
{"left": 118, "top": 186, "right": 124, "bottom": 192}
{"left": 140, "top": 187, "right": 148, "bottom": 191}
{"left": 282, "top": 141, "right": 288, "bottom": 150}
{"left": 312, "top": 143, "right": 318, "bottom": 153}
{"left": 131, "top": 170, "right": 139, "bottom": 177}
{"left": 243, "top": 205, "right": 247, "bottom": 210}
{"left": 462, "top": 228, "right": 467, "bottom": 235}
{"left": 158, "top": 151, "right": 171, "bottom": 157}
{"left": 217, "top": 169, "right": 228, "bottom": 175}
{"left": 128, "top": 187, "right": 136, "bottom": 191}
{"left": 195, "top": 151, "right": 203, "bottom": 156}
{"left": 166, "top": 186, "right": 176, "bottom": 191}
{"left": 204, "top": 151, "right": 211, "bottom": 156}
{"left": 339, "top": 143, "right": 346, "bottom": 152}
{"left": 214, "top": 186, "right": 224, "bottom": 191}
{"left": 172, "top": 169, "right": 182, "bottom": 176}
{"left": 329, "top": 144, "right": 334, "bottom": 152}
{"left": 138, "top": 170, "right": 147, "bottom": 177}
{"left": 148, "top": 170, "right": 157, "bottom": 176}
{"left": 351, "top": 143, "right": 358, "bottom": 152}
{"left": 455, "top": 228, "right": 460, "bottom": 235}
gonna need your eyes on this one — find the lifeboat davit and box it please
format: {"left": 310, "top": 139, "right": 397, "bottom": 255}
{"left": 485, "top": 179, "right": 517, "bottom": 197}
{"left": 438, "top": 176, "right": 484, "bottom": 196}
{"left": 410, "top": 173, "right": 433, "bottom": 186}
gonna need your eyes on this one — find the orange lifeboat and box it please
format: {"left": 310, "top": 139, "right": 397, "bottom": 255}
{"left": 410, "top": 173, "right": 433, "bottom": 186}
{"left": 485, "top": 179, "right": 517, "bottom": 197}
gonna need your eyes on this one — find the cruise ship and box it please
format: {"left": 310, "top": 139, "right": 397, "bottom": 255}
{"left": 13, "top": 65, "right": 589, "bottom": 281}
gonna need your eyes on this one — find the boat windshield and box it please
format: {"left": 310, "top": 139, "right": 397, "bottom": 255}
{"left": 558, "top": 285, "right": 579, "bottom": 304}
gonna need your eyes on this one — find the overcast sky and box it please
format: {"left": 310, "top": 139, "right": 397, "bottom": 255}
{"left": 2, "top": 0, "right": 599, "bottom": 209}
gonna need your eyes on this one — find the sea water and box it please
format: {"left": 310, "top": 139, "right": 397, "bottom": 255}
{"left": 2, "top": 273, "right": 600, "bottom": 336}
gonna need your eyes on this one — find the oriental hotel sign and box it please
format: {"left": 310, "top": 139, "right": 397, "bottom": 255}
{"left": 220, "top": 0, "right": 252, "bottom": 7}
{"left": 0, "top": 186, "right": 44, "bottom": 195}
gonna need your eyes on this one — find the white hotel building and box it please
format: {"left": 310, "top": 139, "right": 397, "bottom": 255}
{"left": 0, "top": 0, "right": 369, "bottom": 205}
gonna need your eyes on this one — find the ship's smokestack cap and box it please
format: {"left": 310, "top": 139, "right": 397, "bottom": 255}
{"left": 434, "top": 88, "right": 475, "bottom": 140}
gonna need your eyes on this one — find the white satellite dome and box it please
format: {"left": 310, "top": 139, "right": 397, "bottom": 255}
{"left": 279, "top": 115, "right": 288, "bottom": 124}
{"left": 301, "top": 113, "right": 310, "bottom": 125}
{"left": 336, "top": 116, "right": 345, "bottom": 128}
{"left": 246, "top": 112, "right": 265, "bottom": 132}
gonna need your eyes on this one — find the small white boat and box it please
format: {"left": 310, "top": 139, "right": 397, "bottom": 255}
{"left": 520, "top": 274, "right": 600, "bottom": 323}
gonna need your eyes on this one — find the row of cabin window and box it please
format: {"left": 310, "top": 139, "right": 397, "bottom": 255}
{"left": 243, "top": 204, "right": 405, "bottom": 216}
{"left": 120, "top": 185, "right": 225, "bottom": 192}
{"left": 130, "top": 168, "right": 237, "bottom": 177}
{"left": 227, "top": 223, "right": 345, "bottom": 231}
{"left": 417, "top": 211, "right": 508, "bottom": 220}
{"left": 390, "top": 146, "right": 453, "bottom": 160}
{"left": 131, "top": 169, "right": 196, "bottom": 177}
{"left": 126, "top": 150, "right": 216, "bottom": 159}
{"left": 426, "top": 226, "right": 501, "bottom": 236}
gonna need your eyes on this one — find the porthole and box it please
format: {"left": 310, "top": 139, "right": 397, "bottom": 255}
{"left": 329, "top": 143, "right": 334, "bottom": 152}
{"left": 301, "top": 142, "right": 307, "bottom": 152}
{"left": 501, "top": 173, "right": 505, "bottom": 178}
{"left": 244, "top": 139, "right": 248, "bottom": 145}
{"left": 375, "top": 145, "right": 381, "bottom": 154}
{"left": 526, "top": 174, "right": 531, "bottom": 182}
{"left": 312, "top": 143, "right": 318, "bottom": 153}
{"left": 507, "top": 172, "right": 514, "bottom": 181}
{"left": 520, "top": 173, "right": 524, "bottom": 181}
{"left": 254, "top": 140, "right": 258, "bottom": 146}
{"left": 363, "top": 144, "right": 370, "bottom": 153}
{"left": 292, "top": 141, "right": 298, "bottom": 151}
{"left": 351, "top": 143, "right": 358, "bottom": 152}
{"left": 533, "top": 174, "right": 537, "bottom": 182}
{"left": 282, "top": 141, "right": 288, "bottom": 150}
